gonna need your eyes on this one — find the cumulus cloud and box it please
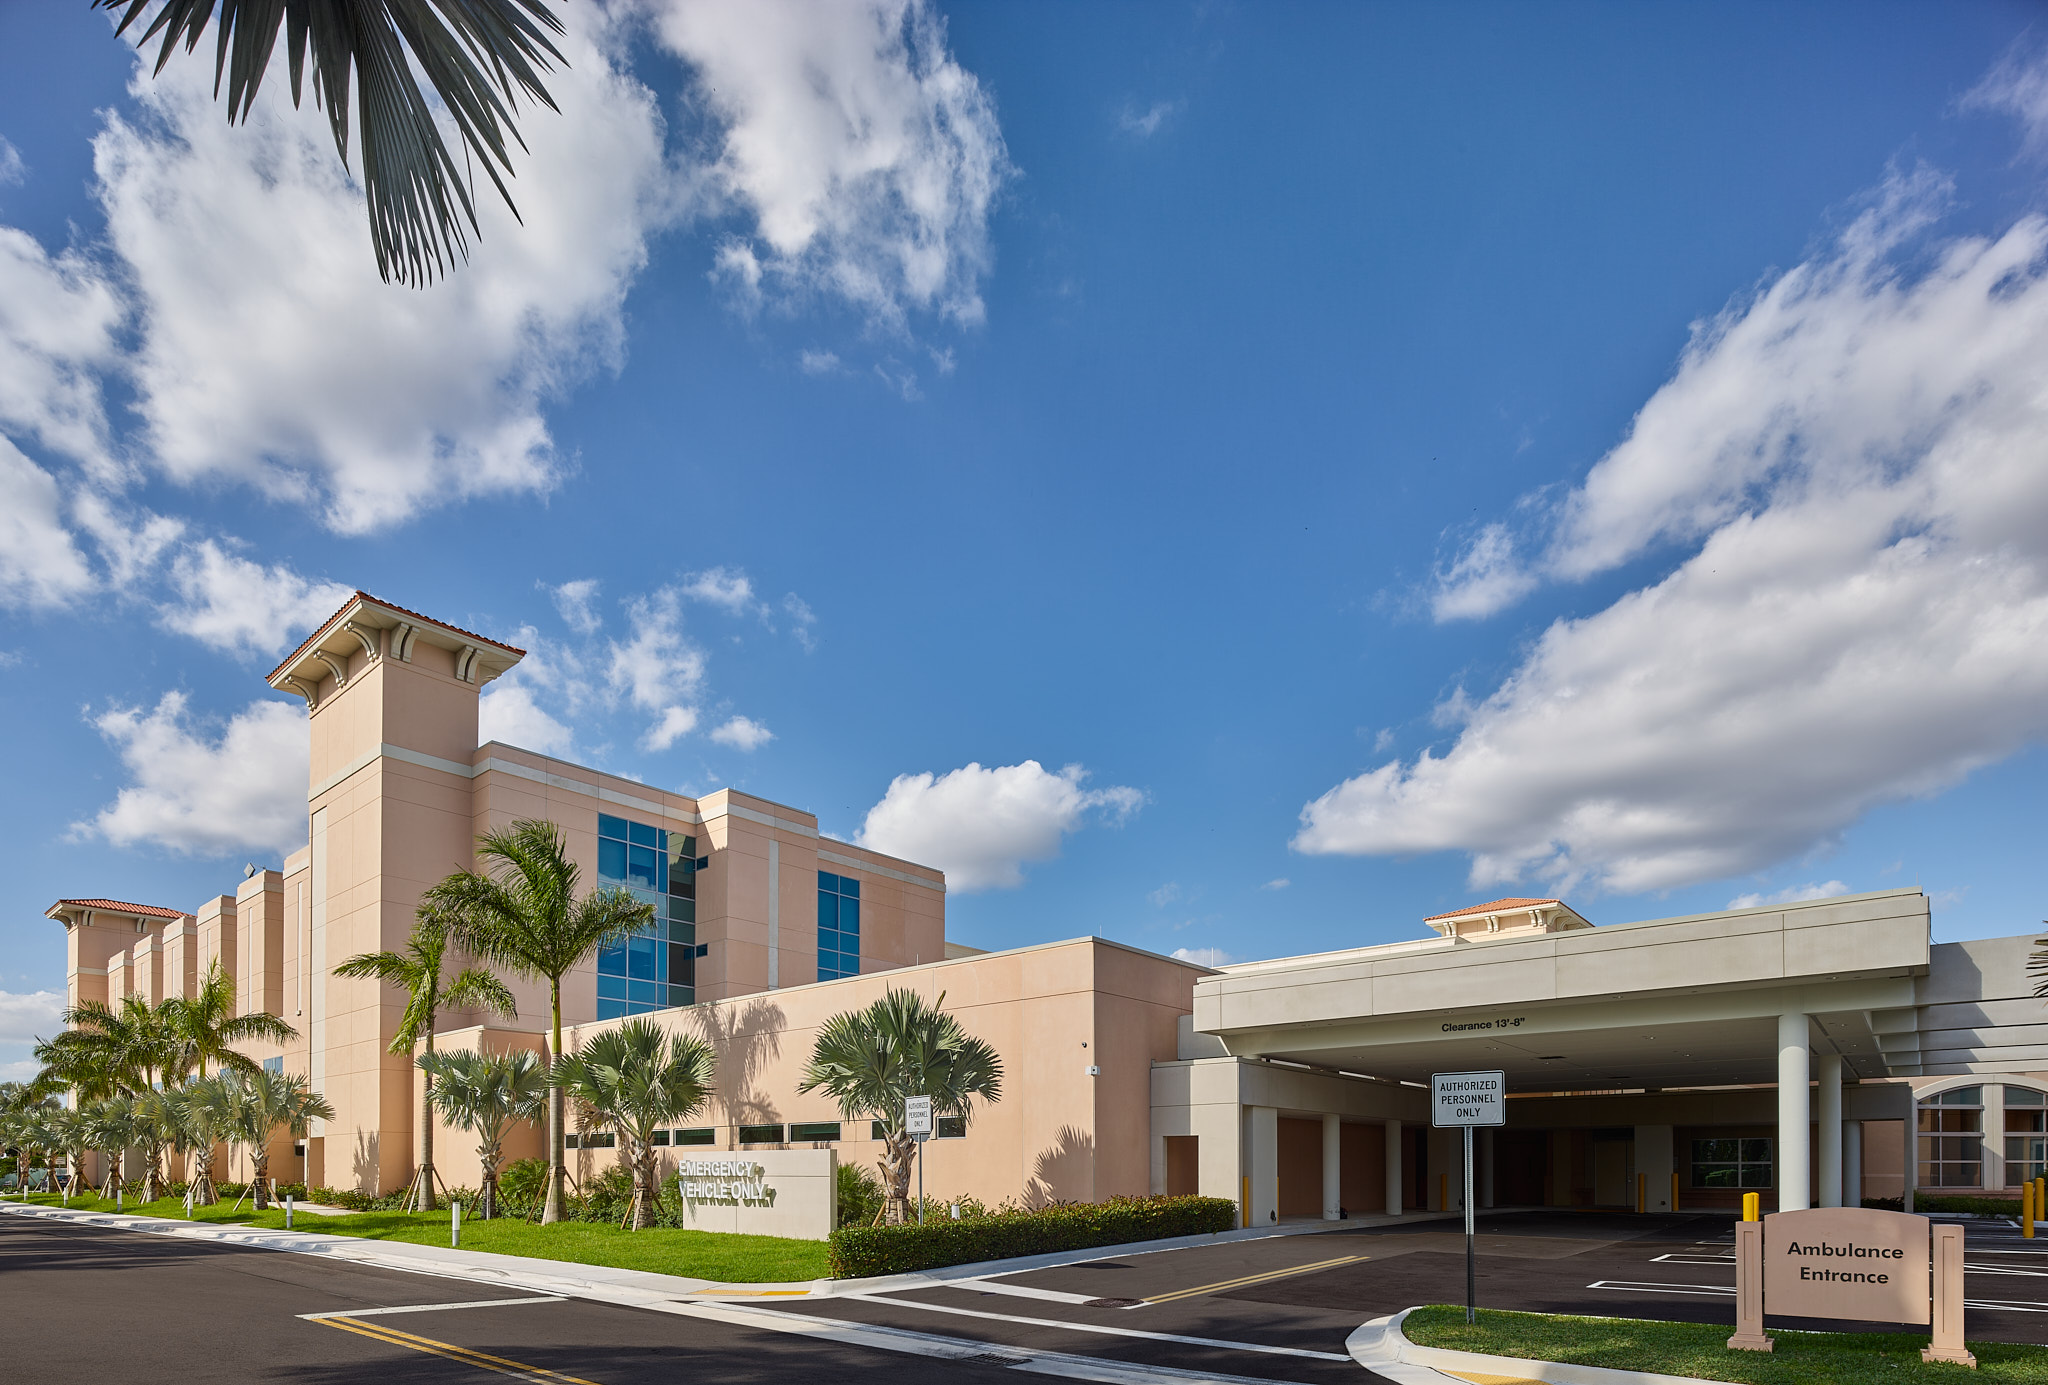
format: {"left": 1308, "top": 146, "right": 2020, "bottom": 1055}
{"left": 857, "top": 760, "right": 1143, "bottom": 890}
{"left": 608, "top": 588, "right": 707, "bottom": 724}
{"left": 82, "top": 4, "right": 669, "bottom": 534}
{"left": 1171, "top": 946, "right": 1235, "bottom": 969}
{"left": 548, "top": 578, "right": 604, "bottom": 636}
{"left": 710, "top": 715, "right": 774, "bottom": 750}
{"left": 478, "top": 682, "right": 576, "bottom": 757}
{"left": 681, "top": 566, "right": 760, "bottom": 614}
{"left": 649, "top": 0, "right": 1011, "bottom": 329}
{"left": 0, "top": 437, "right": 95, "bottom": 609}
{"left": 0, "top": 989, "right": 65, "bottom": 1045}
{"left": 161, "top": 541, "right": 351, "bottom": 658}
{"left": 1431, "top": 522, "right": 1537, "bottom": 622}
{"left": 0, "top": 225, "right": 122, "bottom": 470}
{"left": 1296, "top": 160, "right": 2048, "bottom": 895}
{"left": 1728, "top": 880, "right": 1849, "bottom": 910}
{"left": 642, "top": 705, "right": 700, "bottom": 752}
{"left": 80, "top": 693, "right": 309, "bottom": 855}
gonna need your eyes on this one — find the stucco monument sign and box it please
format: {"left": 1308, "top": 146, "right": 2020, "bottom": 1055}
{"left": 1729, "top": 1206, "right": 1974, "bottom": 1368}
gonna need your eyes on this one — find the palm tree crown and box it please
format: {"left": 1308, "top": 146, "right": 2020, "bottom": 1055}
{"left": 166, "top": 962, "right": 299, "bottom": 1082}
{"left": 427, "top": 818, "right": 652, "bottom": 1222}
{"left": 93, "top": 0, "right": 567, "bottom": 287}
{"left": 554, "top": 1017, "right": 714, "bottom": 1229}
{"left": 799, "top": 988, "right": 1002, "bottom": 1225}
{"left": 215, "top": 1069, "right": 335, "bottom": 1210}
{"left": 418, "top": 1047, "right": 548, "bottom": 1218}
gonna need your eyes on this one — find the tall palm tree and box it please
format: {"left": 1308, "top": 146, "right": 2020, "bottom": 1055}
{"left": 418, "top": 1047, "right": 549, "bottom": 1219}
{"left": 428, "top": 818, "right": 651, "bottom": 1223}
{"left": 92, "top": 0, "right": 567, "bottom": 287}
{"left": 217, "top": 1070, "right": 335, "bottom": 1211}
{"left": 553, "top": 1018, "right": 714, "bottom": 1230}
{"left": 165, "top": 962, "right": 299, "bottom": 1083}
{"left": 799, "top": 989, "right": 1003, "bottom": 1226}
{"left": 337, "top": 906, "right": 517, "bottom": 1211}
{"left": 42, "top": 994, "right": 178, "bottom": 1096}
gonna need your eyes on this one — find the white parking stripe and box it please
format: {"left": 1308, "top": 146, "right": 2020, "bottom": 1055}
{"left": 299, "top": 1296, "right": 567, "bottom": 1320}
{"left": 909, "top": 1278, "right": 1105, "bottom": 1306}
{"left": 1586, "top": 1280, "right": 1736, "bottom": 1297}
{"left": 823, "top": 1294, "right": 1352, "bottom": 1362}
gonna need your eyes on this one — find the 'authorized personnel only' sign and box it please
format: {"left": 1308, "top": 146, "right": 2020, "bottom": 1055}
{"left": 1431, "top": 1070, "right": 1506, "bottom": 1127}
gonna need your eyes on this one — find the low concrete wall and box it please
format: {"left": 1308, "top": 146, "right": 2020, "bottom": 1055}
{"left": 672, "top": 1148, "right": 837, "bottom": 1241}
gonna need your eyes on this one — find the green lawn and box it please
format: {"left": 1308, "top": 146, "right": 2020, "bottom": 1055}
{"left": 7, "top": 1191, "right": 829, "bottom": 1283}
{"left": 1403, "top": 1306, "right": 2048, "bottom": 1384}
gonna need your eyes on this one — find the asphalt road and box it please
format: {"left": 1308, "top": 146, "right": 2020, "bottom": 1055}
{"left": 9, "top": 1208, "right": 2047, "bottom": 1385}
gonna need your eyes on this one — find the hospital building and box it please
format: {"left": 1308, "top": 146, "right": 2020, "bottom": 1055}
{"left": 43, "top": 593, "right": 2048, "bottom": 1222}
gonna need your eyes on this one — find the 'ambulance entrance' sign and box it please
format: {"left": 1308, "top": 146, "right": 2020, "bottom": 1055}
{"left": 1763, "top": 1207, "right": 1930, "bottom": 1325}
{"left": 1431, "top": 1070, "right": 1506, "bottom": 1128}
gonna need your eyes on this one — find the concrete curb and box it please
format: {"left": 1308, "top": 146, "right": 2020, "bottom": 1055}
{"left": 1347, "top": 1309, "right": 1729, "bottom": 1385}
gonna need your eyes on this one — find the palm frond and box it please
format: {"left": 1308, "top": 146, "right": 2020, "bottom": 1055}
{"left": 93, "top": 0, "right": 566, "bottom": 287}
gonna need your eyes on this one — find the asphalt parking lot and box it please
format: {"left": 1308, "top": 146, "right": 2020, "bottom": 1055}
{"left": 9, "top": 1206, "right": 2046, "bottom": 1384}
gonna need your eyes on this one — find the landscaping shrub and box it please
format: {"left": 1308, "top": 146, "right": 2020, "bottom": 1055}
{"left": 1864, "top": 1194, "right": 2022, "bottom": 1216}
{"left": 498, "top": 1158, "right": 547, "bottom": 1216}
{"left": 828, "top": 1194, "right": 1237, "bottom": 1278}
{"left": 837, "top": 1162, "right": 884, "bottom": 1229}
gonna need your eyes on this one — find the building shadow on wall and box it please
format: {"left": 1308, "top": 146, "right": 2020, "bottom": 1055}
{"left": 694, "top": 998, "right": 786, "bottom": 1131}
{"left": 1025, "top": 1125, "right": 1094, "bottom": 1208}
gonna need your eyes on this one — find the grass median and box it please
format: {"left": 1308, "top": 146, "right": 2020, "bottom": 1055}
{"left": 9, "top": 1191, "right": 828, "bottom": 1283}
{"left": 1404, "top": 1306, "right": 2048, "bottom": 1383}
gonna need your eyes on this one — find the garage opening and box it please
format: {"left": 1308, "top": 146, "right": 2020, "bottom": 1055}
{"left": 1278, "top": 1117, "right": 1323, "bottom": 1217}
{"left": 1164, "top": 1135, "right": 1198, "bottom": 1196}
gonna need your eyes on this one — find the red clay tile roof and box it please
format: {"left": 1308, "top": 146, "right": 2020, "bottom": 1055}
{"left": 1423, "top": 897, "right": 1561, "bottom": 922}
{"left": 50, "top": 898, "right": 190, "bottom": 920}
{"left": 268, "top": 591, "right": 525, "bottom": 683}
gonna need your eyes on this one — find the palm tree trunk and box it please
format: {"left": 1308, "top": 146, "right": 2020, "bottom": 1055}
{"left": 629, "top": 1142, "right": 656, "bottom": 1231}
{"left": 544, "top": 986, "right": 564, "bottom": 1225}
{"left": 415, "top": 1027, "right": 438, "bottom": 1213}
{"left": 252, "top": 1151, "right": 270, "bottom": 1210}
{"left": 883, "top": 1134, "right": 915, "bottom": 1226}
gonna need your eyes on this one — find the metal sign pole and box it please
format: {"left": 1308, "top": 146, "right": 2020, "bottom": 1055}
{"left": 918, "top": 1142, "right": 925, "bottom": 1226}
{"left": 1464, "top": 1125, "right": 1476, "bottom": 1323}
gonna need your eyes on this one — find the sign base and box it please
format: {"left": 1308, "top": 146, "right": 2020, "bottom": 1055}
{"left": 1726, "top": 1331, "right": 1774, "bottom": 1354}
{"left": 1921, "top": 1345, "right": 1977, "bottom": 1368}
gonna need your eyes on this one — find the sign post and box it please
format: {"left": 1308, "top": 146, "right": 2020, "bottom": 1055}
{"left": 905, "top": 1095, "right": 933, "bottom": 1226}
{"left": 1432, "top": 1070, "right": 1506, "bottom": 1324}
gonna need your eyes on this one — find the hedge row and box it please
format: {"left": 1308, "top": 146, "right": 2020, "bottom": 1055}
{"left": 1864, "top": 1194, "right": 2022, "bottom": 1216}
{"left": 828, "top": 1194, "right": 1238, "bottom": 1279}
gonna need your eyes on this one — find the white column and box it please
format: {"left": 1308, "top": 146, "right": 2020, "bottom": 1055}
{"left": 1981, "top": 1083, "right": 2006, "bottom": 1193}
{"left": 1779, "top": 1011, "right": 1812, "bottom": 1211}
{"left": 1385, "top": 1119, "right": 1403, "bottom": 1217}
{"left": 1903, "top": 1088, "right": 1918, "bottom": 1215}
{"left": 1817, "top": 1055, "right": 1843, "bottom": 1208}
{"left": 1323, "top": 1114, "right": 1342, "bottom": 1220}
{"left": 1845, "top": 1119, "right": 1864, "bottom": 1208}
{"left": 1247, "top": 1106, "right": 1278, "bottom": 1226}
{"left": 1481, "top": 1127, "right": 1496, "bottom": 1208}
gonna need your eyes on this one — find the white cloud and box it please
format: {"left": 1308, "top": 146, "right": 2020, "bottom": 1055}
{"left": 1261, "top": 878, "right": 1291, "bottom": 892}
{"left": 1728, "top": 881, "right": 1849, "bottom": 910}
{"left": 783, "top": 593, "right": 817, "bottom": 651}
{"left": 0, "top": 1057, "right": 40, "bottom": 1083}
{"left": 642, "top": 705, "right": 701, "bottom": 753}
{"left": 856, "top": 759, "right": 1143, "bottom": 891}
{"left": 83, "top": 4, "right": 670, "bottom": 533}
{"left": 0, "top": 225, "right": 122, "bottom": 470}
{"left": 608, "top": 588, "right": 707, "bottom": 743}
{"left": 1431, "top": 522, "right": 1537, "bottom": 622}
{"left": 709, "top": 715, "right": 774, "bottom": 750}
{"left": 1148, "top": 882, "right": 1182, "bottom": 908}
{"left": 799, "top": 349, "right": 843, "bottom": 375}
{"left": 1965, "top": 43, "right": 2048, "bottom": 159}
{"left": 681, "top": 566, "right": 759, "bottom": 614}
{"left": 0, "top": 989, "right": 64, "bottom": 1045}
{"left": 1296, "top": 162, "right": 2048, "bottom": 895}
{"left": 1119, "top": 99, "right": 1182, "bottom": 140}
{"left": 0, "top": 137, "right": 24, "bottom": 187}
{"left": 0, "top": 437, "right": 95, "bottom": 609}
{"left": 161, "top": 540, "right": 351, "bottom": 658}
{"left": 478, "top": 682, "right": 576, "bottom": 757}
{"left": 80, "top": 693, "right": 309, "bottom": 856}
{"left": 1171, "top": 947, "right": 1235, "bottom": 969}
{"left": 548, "top": 578, "right": 604, "bottom": 636}
{"left": 649, "top": 0, "right": 1011, "bottom": 329}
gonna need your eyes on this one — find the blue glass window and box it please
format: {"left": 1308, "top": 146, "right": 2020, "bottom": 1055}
{"left": 818, "top": 871, "right": 862, "bottom": 982}
{"left": 597, "top": 812, "right": 694, "bottom": 1012}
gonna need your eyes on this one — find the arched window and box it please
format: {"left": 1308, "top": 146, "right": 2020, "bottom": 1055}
{"left": 2005, "top": 1085, "right": 2048, "bottom": 1187}
{"left": 1917, "top": 1086, "right": 1981, "bottom": 1188}
{"left": 1916, "top": 1081, "right": 2048, "bottom": 1191}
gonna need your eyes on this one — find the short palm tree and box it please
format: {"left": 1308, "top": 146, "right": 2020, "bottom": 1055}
{"left": 46, "top": 1108, "right": 93, "bottom": 1205}
{"left": 80, "top": 1096, "right": 141, "bottom": 1200}
{"left": 337, "top": 906, "right": 517, "bottom": 1210}
{"left": 429, "top": 819, "right": 652, "bottom": 1223}
{"left": 417, "top": 1047, "right": 549, "bottom": 1219}
{"left": 93, "top": 0, "right": 566, "bottom": 286}
{"left": 165, "top": 962, "right": 299, "bottom": 1083}
{"left": 165, "top": 1077, "right": 234, "bottom": 1206}
{"left": 130, "top": 1087, "right": 179, "bottom": 1202}
{"left": 216, "top": 1070, "right": 335, "bottom": 1211}
{"left": 553, "top": 1018, "right": 714, "bottom": 1230}
{"left": 799, "top": 989, "right": 1002, "bottom": 1225}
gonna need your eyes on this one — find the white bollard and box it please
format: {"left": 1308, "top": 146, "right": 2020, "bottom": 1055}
{"left": 285, "top": 1194, "right": 294, "bottom": 1229}
{"left": 452, "top": 1199, "right": 462, "bottom": 1248}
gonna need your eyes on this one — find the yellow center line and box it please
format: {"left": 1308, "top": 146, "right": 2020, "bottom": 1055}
{"left": 1141, "top": 1254, "right": 1368, "bottom": 1305}
{"left": 315, "top": 1315, "right": 603, "bottom": 1384}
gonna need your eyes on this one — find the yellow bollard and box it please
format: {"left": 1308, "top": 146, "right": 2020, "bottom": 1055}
{"left": 2026, "top": 1179, "right": 2036, "bottom": 1239}
{"left": 1240, "top": 1175, "right": 1250, "bottom": 1229}
{"left": 1742, "top": 1191, "right": 1760, "bottom": 1222}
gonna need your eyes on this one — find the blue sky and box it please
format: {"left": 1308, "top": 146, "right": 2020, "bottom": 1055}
{"left": 5, "top": 2, "right": 2048, "bottom": 1079}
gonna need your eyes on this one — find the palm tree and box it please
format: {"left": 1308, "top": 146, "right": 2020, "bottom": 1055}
{"left": 41, "top": 994, "right": 178, "bottom": 1096}
{"left": 217, "top": 1070, "right": 335, "bottom": 1211}
{"left": 428, "top": 819, "right": 651, "bottom": 1223}
{"left": 80, "top": 1096, "right": 141, "bottom": 1201}
{"left": 799, "top": 989, "right": 1002, "bottom": 1226}
{"left": 165, "top": 1077, "right": 233, "bottom": 1207}
{"left": 553, "top": 1018, "right": 714, "bottom": 1230}
{"left": 337, "top": 906, "right": 517, "bottom": 1211}
{"left": 165, "top": 962, "right": 299, "bottom": 1083}
{"left": 93, "top": 0, "right": 566, "bottom": 287}
{"left": 130, "top": 1087, "right": 178, "bottom": 1201}
{"left": 417, "top": 1048, "right": 549, "bottom": 1219}
{"left": 46, "top": 1108, "right": 93, "bottom": 1206}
